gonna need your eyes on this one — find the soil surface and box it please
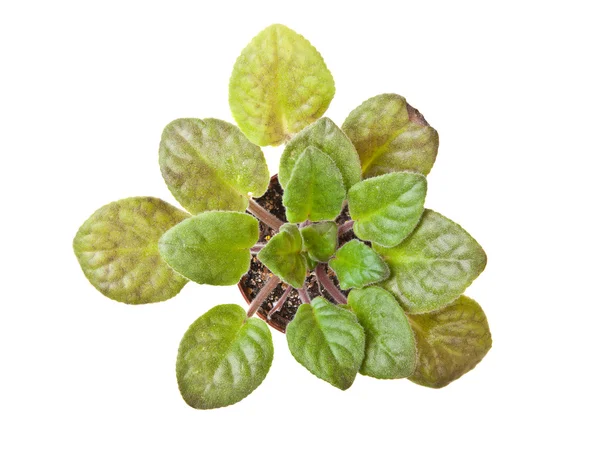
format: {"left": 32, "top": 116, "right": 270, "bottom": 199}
{"left": 239, "top": 175, "right": 355, "bottom": 333}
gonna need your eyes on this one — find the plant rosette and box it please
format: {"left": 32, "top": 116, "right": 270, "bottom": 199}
{"left": 73, "top": 24, "right": 491, "bottom": 409}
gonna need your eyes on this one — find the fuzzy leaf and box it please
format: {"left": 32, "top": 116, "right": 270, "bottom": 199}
{"left": 374, "top": 210, "right": 486, "bottom": 313}
{"left": 282, "top": 146, "right": 346, "bottom": 223}
{"left": 348, "top": 287, "right": 417, "bottom": 379}
{"left": 73, "top": 197, "right": 189, "bottom": 304}
{"left": 279, "top": 117, "right": 361, "bottom": 191}
{"left": 286, "top": 297, "right": 365, "bottom": 390}
{"left": 304, "top": 253, "right": 319, "bottom": 271}
{"left": 342, "top": 94, "right": 439, "bottom": 178}
{"left": 300, "top": 221, "right": 338, "bottom": 262}
{"left": 408, "top": 295, "right": 492, "bottom": 388}
{"left": 348, "top": 171, "right": 427, "bottom": 247}
{"left": 159, "top": 118, "right": 269, "bottom": 214}
{"left": 257, "top": 224, "right": 307, "bottom": 288}
{"left": 329, "top": 240, "right": 390, "bottom": 290}
{"left": 229, "top": 24, "right": 335, "bottom": 146}
{"left": 159, "top": 212, "right": 258, "bottom": 286}
{"left": 177, "top": 304, "right": 274, "bottom": 409}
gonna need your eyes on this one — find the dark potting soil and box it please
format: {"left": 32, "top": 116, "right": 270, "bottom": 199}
{"left": 239, "top": 175, "right": 354, "bottom": 333}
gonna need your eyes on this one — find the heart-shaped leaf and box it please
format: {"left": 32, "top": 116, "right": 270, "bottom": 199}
{"left": 229, "top": 24, "right": 335, "bottom": 146}
{"left": 159, "top": 118, "right": 269, "bottom": 214}
{"left": 279, "top": 117, "right": 361, "bottom": 191}
{"left": 159, "top": 211, "right": 258, "bottom": 286}
{"left": 177, "top": 304, "right": 274, "bottom": 409}
{"left": 286, "top": 297, "right": 365, "bottom": 390}
{"left": 300, "top": 221, "right": 338, "bottom": 262}
{"left": 257, "top": 223, "right": 307, "bottom": 288}
{"left": 342, "top": 94, "right": 439, "bottom": 178}
{"left": 408, "top": 295, "right": 492, "bottom": 388}
{"left": 374, "top": 210, "right": 487, "bottom": 313}
{"left": 73, "top": 197, "right": 189, "bottom": 304}
{"left": 348, "top": 171, "right": 427, "bottom": 247}
{"left": 282, "top": 146, "right": 346, "bottom": 223}
{"left": 348, "top": 287, "right": 416, "bottom": 379}
{"left": 329, "top": 240, "right": 389, "bottom": 290}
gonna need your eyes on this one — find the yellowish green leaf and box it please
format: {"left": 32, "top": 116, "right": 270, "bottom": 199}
{"left": 229, "top": 24, "right": 335, "bottom": 146}
{"left": 73, "top": 197, "right": 189, "bottom": 304}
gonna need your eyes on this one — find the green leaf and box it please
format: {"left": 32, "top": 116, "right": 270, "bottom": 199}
{"left": 229, "top": 24, "right": 335, "bottom": 146}
{"left": 159, "top": 211, "right": 258, "bottom": 286}
{"left": 374, "top": 210, "right": 487, "bottom": 313}
{"left": 348, "top": 287, "right": 416, "bottom": 379}
{"left": 159, "top": 118, "right": 269, "bottom": 214}
{"left": 300, "top": 221, "right": 338, "bottom": 262}
{"left": 286, "top": 297, "right": 365, "bottom": 390}
{"left": 408, "top": 295, "right": 492, "bottom": 388}
{"left": 329, "top": 240, "right": 390, "bottom": 290}
{"left": 282, "top": 146, "right": 346, "bottom": 223}
{"left": 257, "top": 224, "right": 307, "bottom": 288}
{"left": 177, "top": 304, "right": 274, "bottom": 409}
{"left": 279, "top": 117, "right": 361, "bottom": 191}
{"left": 342, "top": 94, "right": 439, "bottom": 178}
{"left": 348, "top": 171, "right": 427, "bottom": 247}
{"left": 304, "top": 252, "right": 318, "bottom": 271}
{"left": 73, "top": 197, "right": 189, "bottom": 304}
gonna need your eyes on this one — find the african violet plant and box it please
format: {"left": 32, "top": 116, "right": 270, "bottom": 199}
{"left": 74, "top": 24, "right": 491, "bottom": 409}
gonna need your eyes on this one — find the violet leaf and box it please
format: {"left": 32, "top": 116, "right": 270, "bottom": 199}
{"left": 348, "top": 287, "right": 417, "bottom": 379}
{"left": 282, "top": 146, "right": 345, "bottom": 223}
{"left": 300, "top": 221, "right": 338, "bottom": 262}
{"left": 257, "top": 223, "right": 307, "bottom": 288}
{"left": 286, "top": 297, "right": 365, "bottom": 390}
{"left": 229, "top": 24, "right": 335, "bottom": 146}
{"left": 159, "top": 211, "right": 259, "bottom": 286}
{"left": 408, "top": 295, "right": 492, "bottom": 388}
{"left": 73, "top": 197, "right": 189, "bottom": 304}
{"left": 329, "top": 239, "right": 389, "bottom": 290}
{"left": 342, "top": 94, "right": 439, "bottom": 178}
{"left": 374, "top": 210, "right": 486, "bottom": 313}
{"left": 159, "top": 118, "right": 269, "bottom": 214}
{"left": 177, "top": 304, "right": 274, "bottom": 409}
{"left": 348, "top": 171, "right": 427, "bottom": 247}
{"left": 279, "top": 117, "right": 361, "bottom": 191}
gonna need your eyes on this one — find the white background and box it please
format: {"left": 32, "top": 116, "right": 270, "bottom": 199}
{"left": 2, "top": 1, "right": 599, "bottom": 451}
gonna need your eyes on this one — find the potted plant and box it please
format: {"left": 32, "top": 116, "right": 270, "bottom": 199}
{"left": 73, "top": 24, "right": 491, "bottom": 410}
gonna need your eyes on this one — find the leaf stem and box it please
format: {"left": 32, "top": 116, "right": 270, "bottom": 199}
{"left": 268, "top": 285, "right": 292, "bottom": 318}
{"left": 248, "top": 199, "right": 284, "bottom": 232}
{"left": 247, "top": 275, "right": 281, "bottom": 318}
{"left": 338, "top": 220, "right": 354, "bottom": 237}
{"left": 250, "top": 243, "right": 266, "bottom": 254}
{"left": 297, "top": 285, "right": 311, "bottom": 304}
{"left": 315, "top": 263, "right": 347, "bottom": 304}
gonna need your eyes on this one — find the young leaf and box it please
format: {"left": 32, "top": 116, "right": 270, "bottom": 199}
{"left": 408, "top": 295, "right": 492, "bottom": 388}
{"left": 229, "top": 24, "right": 335, "bottom": 146}
{"left": 348, "top": 287, "right": 417, "bottom": 379}
{"left": 257, "top": 224, "right": 307, "bottom": 288}
{"left": 159, "top": 211, "right": 258, "bottom": 286}
{"left": 304, "top": 253, "right": 319, "bottom": 271}
{"left": 73, "top": 197, "right": 189, "bottom": 304}
{"left": 282, "top": 146, "right": 346, "bottom": 223}
{"left": 286, "top": 297, "right": 365, "bottom": 390}
{"left": 329, "top": 240, "right": 390, "bottom": 290}
{"left": 342, "top": 94, "right": 439, "bottom": 178}
{"left": 279, "top": 117, "right": 361, "bottom": 191}
{"left": 348, "top": 171, "right": 427, "bottom": 247}
{"left": 300, "top": 221, "right": 338, "bottom": 262}
{"left": 374, "top": 210, "right": 486, "bottom": 313}
{"left": 177, "top": 304, "right": 274, "bottom": 409}
{"left": 159, "top": 118, "right": 269, "bottom": 214}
